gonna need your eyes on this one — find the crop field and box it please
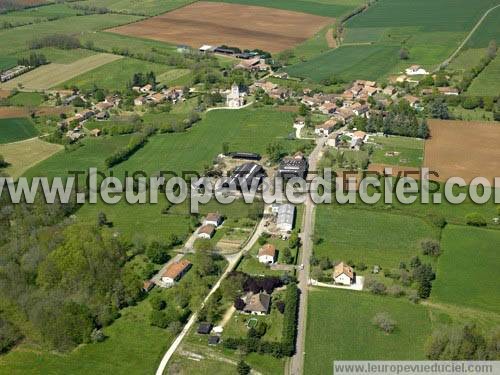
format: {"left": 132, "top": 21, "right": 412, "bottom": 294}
{"left": 0, "top": 138, "right": 63, "bottom": 179}
{"left": 313, "top": 206, "right": 439, "bottom": 269}
{"left": 0, "top": 117, "right": 39, "bottom": 144}
{"left": 0, "top": 53, "right": 122, "bottom": 91}
{"left": 16, "top": 47, "right": 97, "bottom": 64}
{"left": 287, "top": 0, "right": 499, "bottom": 81}
{"left": 424, "top": 120, "right": 500, "bottom": 184}
{"left": 0, "top": 55, "right": 18, "bottom": 71}
{"left": 286, "top": 44, "right": 399, "bottom": 83}
{"left": 59, "top": 57, "right": 174, "bottom": 91}
{"left": 467, "top": 55, "right": 500, "bottom": 97}
{"left": 107, "top": 1, "right": 335, "bottom": 53}
{"left": 0, "top": 13, "right": 143, "bottom": 56}
{"left": 206, "top": 0, "right": 366, "bottom": 18}
{"left": 369, "top": 135, "right": 424, "bottom": 167}
{"left": 432, "top": 225, "right": 500, "bottom": 315}
{"left": 305, "top": 288, "right": 433, "bottom": 374}
{"left": 72, "top": 0, "right": 196, "bottom": 16}
{"left": 465, "top": 5, "right": 500, "bottom": 49}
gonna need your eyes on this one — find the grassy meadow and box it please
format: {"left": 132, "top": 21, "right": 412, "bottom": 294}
{"left": 431, "top": 225, "right": 500, "bottom": 315}
{"left": 6, "top": 92, "right": 45, "bottom": 106}
{"left": 465, "top": 5, "right": 500, "bottom": 49}
{"left": 305, "top": 288, "right": 434, "bottom": 375}
{"left": 58, "top": 57, "right": 175, "bottom": 91}
{"left": 71, "top": 0, "right": 197, "bottom": 16}
{"left": 0, "top": 117, "right": 39, "bottom": 144}
{"left": 313, "top": 206, "right": 439, "bottom": 269}
{"left": 370, "top": 135, "right": 424, "bottom": 167}
{"left": 467, "top": 55, "right": 500, "bottom": 97}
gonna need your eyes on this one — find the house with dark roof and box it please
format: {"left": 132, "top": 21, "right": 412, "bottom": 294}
{"left": 197, "top": 322, "right": 213, "bottom": 334}
{"left": 204, "top": 213, "right": 223, "bottom": 227}
{"left": 243, "top": 292, "right": 271, "bottom": 315}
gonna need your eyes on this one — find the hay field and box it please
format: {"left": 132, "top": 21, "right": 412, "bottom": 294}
{"left": 0, "top": 138, "right": 63, "bottom": 179}
{"left": 0, "top": 53, "right": 122, "bottom": 91}
{"left": 424, "top": 120, "right": 500, "bottom": 184}
{"left": 107, "top": 1, "right": 334, "bottom": 52}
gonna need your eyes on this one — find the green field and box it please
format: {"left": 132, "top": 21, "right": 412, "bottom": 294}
{"left": 448, "top": 48, "right": 487, "bottom": 72}
{"left": 313, "top": 206, "right": 439, "bottom": 269}
{"left": 0, "top": 117, "right": 39, "bottom": 144}
{"left": 206, "top": 0, "right": 366, "bottom": 17}
{"left": 305, "top": 288, "right": 434, "bottom": 374}
{"left": 24, "top": 134, "right": 133, "bottom": 179}
{"left": 17, "top": 47, "right": 97, "bottom": 64}
{"left": 0, "top": 3, "right": 80, "bottom": 25}
{"left": 111, "top": 107, "right": 310, "bottom": 178}
{"left": 370, "top": 135, "right": 424, "bottom": 167}
{"left": 0, "top": 13, "right": 143, "bottom": 55}
{"left": 286, "top": 0, "right": 499, "bottom": 82}
{"left": 432, "top": 225, "right": 500, "bottom": 315}
{"left": 58, "top": 57, "right": 175, "bottom": 91}
{"left": 0, "top": 55, "right": 17, "bottom": 70}
{"left": 467, "top": 55, "right": 500, "bottom": 97}
{"left": 286, "top": 44, "right": 400, "bottom": 82}
{"left": 465, "top": 5, "right": 500, "bottom": 49}
{"left": 0, "top": 284, "right": 173, "bottom": 375}
{"left": 7, "top": 92, "right": 45, "bottom": 106}
{"left": 72, "top": 0, "right": 196, "bottom": 16}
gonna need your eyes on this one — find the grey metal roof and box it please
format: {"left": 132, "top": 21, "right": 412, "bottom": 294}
{"left": 277, "top": 203, "right": 295, "bottom": 227}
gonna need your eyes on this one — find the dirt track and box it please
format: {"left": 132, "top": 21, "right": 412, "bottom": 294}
{"left": 424, "top": 120, "right": 500, "bottom": 184}
{"left": 107, "top": 1, "right": 334, "bottom": 53}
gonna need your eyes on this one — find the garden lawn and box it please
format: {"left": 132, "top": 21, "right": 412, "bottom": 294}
{"left": 0, "top": 117, "right": 38, "bottom": 144}
{"left": 370, "top": 135, "right": 424, "bottom": 167}
{"left": 313, "top": 206, "right": 440, "bottom": 269}
{"left": 58, "top": 57, "right": 173, "bottom": 91}
{"left": 305, "top": 288, "right": 434, "bottom": 375}
{"left": 467, "top": 55, "right": 500, "bottom": 97}
{"left": 431, "top": 225, "right": 500, "bottom": 315}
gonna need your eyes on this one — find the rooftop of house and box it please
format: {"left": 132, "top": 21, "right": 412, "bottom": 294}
{"left": 198, "top": 224, "right": 216, "bottom": 235}
{"left": 162, "top": 259, "right": 191, "bottom": 280}
{"left": 258, "top": 244, "right": 276, "bottom": 258}
{"left": 244, "top": 292, "right": 271, "bottom": 313}
{"left": 205, "top": 212, "right": 222, "bottom": 223}
{"left": 333, "top": 261, "right": 354, "bottom": 279}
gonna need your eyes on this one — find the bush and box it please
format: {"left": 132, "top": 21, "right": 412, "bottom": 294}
{"left": 427, "top": 213, "right": 447, "bottom": 228}
{"left": 365, "top": 278, "right": 387, "bottom": 295}
{"left": 149, "top": 310, "right": 169, "bottom": 328}
{"left": 462, "top": 96, "right": 481, "bottom": 110}
{"left": 0, "top": 319, "right": 22, "bottom": 354}
{"left": 421, "top": 239, "right": 441, "bottom": 257}
{"left": 149, "top": 294, "right": 166, "bottom": 310}
{"left": 281, "top": 283, "right": 299, "bottom": 356}
{"left": 372, "top": 312, "right": 396, "bottom": 333}
{"left": 465, "top": 212, "right": 487, "bottom": 227}
{"left": 387, "top": 285, "right": 405, "bottom": 297}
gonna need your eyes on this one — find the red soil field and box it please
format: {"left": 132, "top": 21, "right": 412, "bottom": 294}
{"left": 107, "top": 1, "right": 334, "bottom": 53}
{"left": 424, "top": 120, "right": 500, "bottom": 184}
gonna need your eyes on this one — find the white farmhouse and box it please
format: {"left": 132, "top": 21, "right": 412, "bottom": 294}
{"left": 258, "top": 244, "right": 277, "bottom": 264}
{"left": 333, "top": 262, "right": 354, "bottom": 286}
{"left": 405, "top": 65, "right": 428, "bottom": 76}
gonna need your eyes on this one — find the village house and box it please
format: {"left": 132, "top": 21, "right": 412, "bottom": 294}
{"left": 437, "top": 86, "right": 459, "bottom": 96}
{"left": 95, "top": 111, "right": 109, "bottom": 121}
{"left": 351, "top": 102, "right": 370, "bottom": 118}
{"left": 337, "top": 107, "right": 355, "bottom": 123}
{"left": 258, "top": 244, "right": 277, "bottom": 264}
{"left": 403, "top": 95, "right": 421, "bottom": 109}
{"left": 160, "top": 259, "right": 192, "bottom": 287}
{"left": 204, "top": 213, "right": 223, "bottom": 227}
{"left": 250, "top": 81, "right": 278, "bottom": 94}
{"left": 294, "top": 116, "right": 305, "bottom": 127}
{"left": 134, "top": 96, "right": 146, "bottom": 106}
{"left": 199, "top": 44, "right": 214, "bottom": 53}
{"left": 90, "top": 128, "right": 102, "bottom": 137}
{"left": 94, "top": 101, "right": 114, "bottom": 112}
{"left": 315, "top": 118, "right": 338, "bottom": 137}
{"left": 198, "top": 224, "right": 216, "bottom": 239}
{"left": 197, "top": 322, "right": 213, "bottom": 335}
{"left": 147, "top": 92, "right": 166, "bottom": 104}
{"left": 66, "top": 130, "right": 84, "bottom": 142}
{"left": 164, "top": 86, "right": 184, "bottom": 103}
{"left": 0, "top": 65, "right": 30, "bottom": 82}
{"left": 226, "top": 83, "right": 245, "bottom": 108}
{"left": 243, "top": 292, "right": 271, "bottom": 315}
{"left": 383, "top": 85, "right": 397, "bottom": 96}
{"left": 319, "top": 102, "right": 337, "bottom": 115}
{"left": 405, "top": 65, "right": 428, "bottom": 76}
{"left": 140, "top": 84, "right": 153, "bottom": 93}
{"left": 277, "top": 153, "right": 309, "bottom": 179}
{"left": 333, "top": 262, "right": 354, "bottom": 286}
{"left": 235, "top": 57, "right": 269, "bottom": 71}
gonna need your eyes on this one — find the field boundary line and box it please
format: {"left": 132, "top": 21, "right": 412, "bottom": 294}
{"left": 438, "top": 3, "right": 500, "bottom": 70}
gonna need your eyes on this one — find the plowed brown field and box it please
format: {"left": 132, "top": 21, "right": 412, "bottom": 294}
{"left": 424, "top": 120, "right": 500, "bottom": 184}
{"left": 107, "top": 1, "right": 334, "bottom": 53}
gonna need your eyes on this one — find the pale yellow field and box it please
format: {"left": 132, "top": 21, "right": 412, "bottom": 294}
{"left": 0, "top": 53, "right": 122, "bottom": 91}
{"left": 0, "top": 138, "right": 63, "bottom": 179}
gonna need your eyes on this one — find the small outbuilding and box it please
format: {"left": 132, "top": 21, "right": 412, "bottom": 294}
{"left": 197, "top": 322, "right": 213, "bottom": 335}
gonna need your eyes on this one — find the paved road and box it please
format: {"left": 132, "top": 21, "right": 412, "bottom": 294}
{"left": 155, "top": 214, "right": 267, "bottom": 375}
{"left": 288, "top": 137, "right": 326, "bottom": 375}
{"left": 437, "top": 3, "right": 500, "bottom": 70}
